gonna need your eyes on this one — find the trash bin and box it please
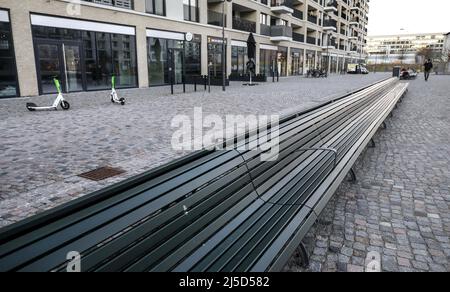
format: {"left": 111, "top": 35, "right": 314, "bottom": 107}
{"left": 393, "top": 66, "right": 401, "bottom": 78}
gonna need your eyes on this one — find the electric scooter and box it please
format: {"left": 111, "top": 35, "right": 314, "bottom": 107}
{"left": 110, "top": 75, "right": 125, "bottom": 106}
{"left": 26, "top": 77, "right": 70, "bottom": 111}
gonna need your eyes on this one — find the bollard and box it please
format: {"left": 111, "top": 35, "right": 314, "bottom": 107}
{"left": 194, "top": 76, "right": 197, "bottom": 92}
{"left": 183, "top": 76, "right": 186, "bottom": 93}
{"left": 208, "top": 74, "right": 211, "bottom": 93}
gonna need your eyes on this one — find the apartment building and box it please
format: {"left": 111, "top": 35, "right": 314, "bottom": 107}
{"left": 367, "top": 33, "right": 446, "bottom": 65}
{"left": 0, "top": 0, "right": 369, "bottom": 98}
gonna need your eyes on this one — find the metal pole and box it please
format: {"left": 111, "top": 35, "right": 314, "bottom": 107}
{"left": 222, "top": 0, "right": 226, "bottom": 92}
{"left": 327, "top": 33, "right": 331, "bottom": 77}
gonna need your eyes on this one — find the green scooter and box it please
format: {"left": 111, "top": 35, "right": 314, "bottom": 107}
{"left": 26, "top": 78, "right": 70, "bottom": 111}
{"left": 110, "top": 75, "right": 125, "bottom": 106}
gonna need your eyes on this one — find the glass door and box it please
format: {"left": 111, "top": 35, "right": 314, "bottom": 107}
{"left": 173, "top": 49, "right": 184, "bottom": 84}
{"left": 36, "top": 41, "right": 84, "bottom": 94}
{"left": 36, "top": 43, "right": 62, "bottom": 94}
{"left": 63, "top": 44, "right": 83, "bottom": 92}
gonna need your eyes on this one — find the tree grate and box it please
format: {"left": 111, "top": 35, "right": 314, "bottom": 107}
{"left": 78, "top": 166, "right": 125, "bottom": 182}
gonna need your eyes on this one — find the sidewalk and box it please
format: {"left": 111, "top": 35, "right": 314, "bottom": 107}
{"left": 285, "top": 75, "right": 450, "bottom": 272}
{"left": 0, "top": 73, "right": 390, "bottom": 227}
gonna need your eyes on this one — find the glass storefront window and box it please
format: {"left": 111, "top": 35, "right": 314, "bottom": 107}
{"left": 208, "top": 42, "right": 226, "bottom": 78}
{"left": 112, "top": 34, "right": 137, "bottom": 87}
{"left": 291, "top": 49, "right": 304, "bottom": 76}
{"left": 148, "top": 37, "right": 200, "bottom": 86}
{"left": 0, "top": 17, "right": 19, "bottom": 97}
{"left": 259, "top": 49, "right": 277, "bottom": 76}
{"left": 148, "top": 38, "right": 168, "bottom": 86}
{"left": 277, "top": 47, "right": 288, "bottom": 77}
{"left": 185, "top": 41, "right": 201, "bottom": 77}
{"left": 231, "top": 46, "right": 248, "bottom": 76}
{"left": 305, "top": 50, "right": 316, "bottom": 72}
{"left": 33, "top": 26, "right": 137, "bottom": 94}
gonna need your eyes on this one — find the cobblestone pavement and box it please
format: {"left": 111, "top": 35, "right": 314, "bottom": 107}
{"left": 285, "top": 75, "right": 450, "bottom": 272}
{"left": 0, "top": 74, "right": 390, "bottom": 226}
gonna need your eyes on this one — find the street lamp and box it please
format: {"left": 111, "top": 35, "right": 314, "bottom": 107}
{"left": 222, "top": 0, "right": 232, "bottom": 92}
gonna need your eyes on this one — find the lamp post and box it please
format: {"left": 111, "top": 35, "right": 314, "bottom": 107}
{"left": 222, "top": 0, "right": 232, "bottom": 92}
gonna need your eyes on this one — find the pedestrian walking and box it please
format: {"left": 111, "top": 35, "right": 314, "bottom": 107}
{"left": 424, "top": 59, "right": 433, "bottom": 81}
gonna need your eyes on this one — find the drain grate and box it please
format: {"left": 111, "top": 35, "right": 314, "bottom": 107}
{"left": 78, "top": 166, "right": 125, "bottom": 182}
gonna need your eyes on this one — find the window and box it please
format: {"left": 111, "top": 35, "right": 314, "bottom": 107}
{"left": 146, "top": 0, "right": 165, "bottom": 16}
{"left": 260, "top": 13, "right": 268, "bottom": 25}
{"left": 184, "top": 0, "right": 199, "bottom": 22}
{"left": 32, "top": 26, "right": 137, "bottom": 93}
{"left": 231, "top": 46, "right": 248, "bottom": 75}
{"left": 0, "top": 13, "right": 19, "bottom": 97}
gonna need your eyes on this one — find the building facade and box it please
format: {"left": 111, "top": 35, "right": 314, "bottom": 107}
{"left": 0, "top": 0, "right": 369, "bottom": 98}
{"left": 367, "top": 33, "right": 446, "bottom": 65}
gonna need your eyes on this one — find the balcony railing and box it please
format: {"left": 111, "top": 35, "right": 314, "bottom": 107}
{"left": 260, "top": 24, "right": 271, "bottom": 36}
{"left": 208, "top": 10, "right": 226, "bottom": 27}
{"left": 233, "top": 17, "right": 256, "bottom": 33}
{"left": 307, "top": 15, "right": 317, "bottom": 24}
{"left": 323, "top": 19, "right": 337, "bottom": 29}
{"left": 293, "top": 32, "right": 305, "bottom": 43}
{"left": 83, "top": 0, "right": 133, "bottom": 9}
{"left": 292, "top": 9, "right": 303, "bottom": 20}
{"left": 307, "top": 36, "right": 316, "bottom": 45}
{"left": 271, "top": 0, "right": 293, "bottom": 8}
{"left": 270, "top": 25, "right": 293, "bottom": 39}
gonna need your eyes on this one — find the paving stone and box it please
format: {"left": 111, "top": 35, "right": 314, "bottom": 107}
{"left": 286, "top": 77, "right": 450, "bottom": 272}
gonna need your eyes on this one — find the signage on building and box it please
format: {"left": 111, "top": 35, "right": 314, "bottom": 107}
{"left": 208, "top": 36, "right": 226, "bottom": 44}
{"left": 185, "top": 32, "right": 193, "bottom": 42}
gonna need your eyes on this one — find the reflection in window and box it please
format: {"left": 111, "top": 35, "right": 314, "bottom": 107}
{"left": 0, "top": 20, "right": 19, "bottom": 97}
{"left": 231, "top": 46, "right": 248, "bottom": 75}
{"left": 183, "top": 0, "right": 199, "bottom": 22}
{"left": 148, "top": 38, "right": 168, "bottom": 86}
{"left": 146, "top": 0, "right": 165, "bottom": 16}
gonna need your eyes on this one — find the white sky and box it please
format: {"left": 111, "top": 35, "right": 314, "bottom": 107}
{"left": 367, "top": 0, "right": 450, "bottom": 36}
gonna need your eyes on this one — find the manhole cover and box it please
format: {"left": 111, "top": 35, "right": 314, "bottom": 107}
{"left": 78, "top": 166, "right": 125, "bottom": 181}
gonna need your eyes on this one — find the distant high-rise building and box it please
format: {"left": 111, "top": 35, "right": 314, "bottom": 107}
{"left": 0, "top": 0, "right": 370, "bottom": 98}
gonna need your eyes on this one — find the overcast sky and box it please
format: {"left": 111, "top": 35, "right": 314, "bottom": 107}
{"left": 367, "top": 0, "right": 450, "bottom": 36}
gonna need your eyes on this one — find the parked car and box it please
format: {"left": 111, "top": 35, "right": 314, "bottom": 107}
{"left": 400, "top": 68, "right": 418, "bottom": 80}
{"left": 347, "top": 64, "right": 369, "bottom": 74}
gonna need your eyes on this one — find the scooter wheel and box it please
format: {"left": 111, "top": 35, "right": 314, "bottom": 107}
{"left": 61, "top": 101, "right": 71, "bottom": 110}
{"left": 120, "top": 98, "right": 125, "bottom": 106}
{"left": 26, "top": 103, "right": 37, "bottom": 111}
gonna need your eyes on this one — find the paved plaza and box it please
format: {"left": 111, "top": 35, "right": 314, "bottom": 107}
{"left": 285, "top": 75, "right": 450, "bottom": 272}
{"left": 1, "top": 73, "right": 449, "bottom": 272}
{"left": 0, "top": 73, "right": 389, "bottom": 227}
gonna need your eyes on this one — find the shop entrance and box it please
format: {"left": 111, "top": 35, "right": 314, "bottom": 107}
{"left": 35, "top": 40, "right": 84, "bottom": 94}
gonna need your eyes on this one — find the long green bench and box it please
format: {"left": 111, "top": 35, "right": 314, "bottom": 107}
{"left": 0, "top": 78, "right": 409, "bottom": 272}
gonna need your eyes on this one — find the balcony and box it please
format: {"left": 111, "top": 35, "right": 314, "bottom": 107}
{"left": 232, "top": 17, "right": 256, "bottom": 33}
{"left": 271, "top": 0, "right": 294, "bottom": 14}
{"left": 323, "top": 19, "right": 337, "bottom": 32}
{"left": 270, "top": 25, "right": 293, "bottom": 42}
{"left": 307, "top": 14, "right": 318, "bottom": 25}
{"left": 292, "top": 9, "right": 303, "bottom": 20}
{"left": 324, "top": 0, "right": 338, "bottom": 13}
{"left": 293, "top": 32, "right": 305, "bottom": 43}
{"left": 208, "top": 10, "right": 226, "bottom": 27}
{"left": 260, "top": 24, "right": 271, "bottom": 36}
{"left": 306, "top": 36, "right": 316, "bottom": 45}
{"left": 83, "top": 0, "right": 133, "bottom": 9}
